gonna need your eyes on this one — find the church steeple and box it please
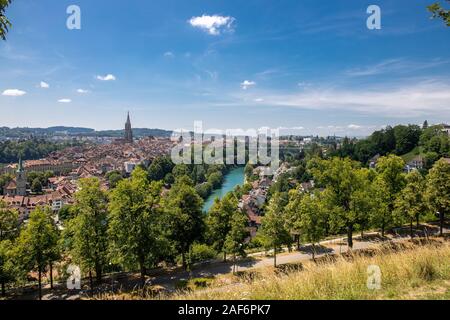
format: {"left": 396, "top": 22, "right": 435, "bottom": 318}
{"left": 17, "top": 157, "right": 24, "bottom": 173}
{"left": 124, "top": 111, "right": 133, "bottom": 143}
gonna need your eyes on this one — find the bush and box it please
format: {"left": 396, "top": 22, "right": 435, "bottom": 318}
{"left": 189, "top": 243, "right": 218, "bottom": 264}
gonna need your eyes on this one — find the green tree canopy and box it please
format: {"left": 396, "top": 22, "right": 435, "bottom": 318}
{"left": 16, "top": 206, "right": 59, "bottom": 299}
{"left": 65, "top": 178, "right": 109, "bottom": 286}
{"left": 108, "top": 167, "right": 166, "bottom": 285}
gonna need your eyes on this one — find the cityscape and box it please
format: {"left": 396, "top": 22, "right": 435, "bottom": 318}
{"left": 0, "top": 0, "right": 449, "bottom": 309}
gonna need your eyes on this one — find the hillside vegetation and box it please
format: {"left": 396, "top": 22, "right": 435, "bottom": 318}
{"left": 170, "top": 240, "right": 450, "bottom": 300}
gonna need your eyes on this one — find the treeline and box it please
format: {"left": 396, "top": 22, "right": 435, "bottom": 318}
{"left": 255, "top": 156, "right": 450, "bottom": 265}
{"left": 329, "top": 123, "right": 449, "bottom": 167}
{"left": 0, "top": 168, "right": 249, "bottom": 298}
{"left": 0, "top": 138, "right": 78, "bottom": 163}
{"left": 147, "top": 155, "right": 230, "bottom": 199}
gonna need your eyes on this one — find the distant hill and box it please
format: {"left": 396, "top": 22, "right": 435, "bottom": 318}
{"left": 0, "top": 126, "right": 172, "bottom": 138}
{"left": 95, "top": 128, "right": 173, "bottom": 138}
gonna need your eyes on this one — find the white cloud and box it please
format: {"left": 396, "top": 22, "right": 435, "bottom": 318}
{"left": 2, "top": 89, "right": 26, "bottom": 96}
{"left": 257, "top": 80, "right": 450, "bottom": 118}
{"left": 77, "top": 89, "right": 89, "bottom": 94}
{"left": 346, "top": 58, "right": 449, "bottom": 77}
{"left": 58, "top": 98, "right": 72, "bottom": 103}
{"left": 347, "top": 124, "right": 362, "bottom": 130}
{"left": 240, "top": 80, "right": 256, "bottom": 90}
{"left": 96, "top": 74, "right": 116, "bottom": 81}
{"left": 164, "top": 51, "right": 175, "bottom": 58}
{"left": 189, "top": 14, "right": 235, "bottom": 35}
{"left": 254, "top": 98, "right": 264, "bottom": 102}
{"left": 39, "top": 81, "right": 49, "bottom": 89}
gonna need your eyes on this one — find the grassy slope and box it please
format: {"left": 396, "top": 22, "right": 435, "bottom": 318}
{"left": 172, "top": 241, "right": 450, "bottom": 300}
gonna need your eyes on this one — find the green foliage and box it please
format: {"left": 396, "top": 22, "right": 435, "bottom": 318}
{"left": 0, "top": 0, "right": 12, "bottom": 41}
{"left": 105, "top": 170, "right": 123, "bottom": 189}
{"left": 15, "top": 206, "right": 59, "bottom": 298}
{"left": 259, "top": 193, "right": 292, "bottom": 265}
{"left": 205, "top": 194, "right": 237, "bottom": 256}
{"left": 31, "top": 178, "right": 43, "bottom": 193}
{"left": 428, "top": 1, "right": 450, "bottom": 26}
{"left": 371, "top": 155, "right": 406, "bottom": 236}
{"left": 64, "top": 178, "right": 109, "bottom": 282}
{"left": 394, "top": 171, "right": 427, "bottom": 234}
{"left": 0, "top": 201, "right": 19, "bottom": 241}
{"left": 0, "top": 139, "right": 71, "bottom": 163}
{"left": 0, "top": 239, "right": 15, "bottom": 295}
{"left": 224, "top": 209, "right": 249, "bottom": 261}
{"left": 163, "top": 178, "right": 204, "bottom": 269}
{"left": 186, "top": 243, "right": 217, "bottom": 264}
{"left": 148, "top": 156, "right": 174, "bottom": 181}
{"left": 426, "top": 158, "right": 450, "bottom": 234}
{"left": 108, "top": 167, "right": 167, "bottom": 280}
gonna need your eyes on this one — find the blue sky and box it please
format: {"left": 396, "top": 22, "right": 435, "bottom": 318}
{"left": 0, "top": 0, "right": 449, "bottom": 136}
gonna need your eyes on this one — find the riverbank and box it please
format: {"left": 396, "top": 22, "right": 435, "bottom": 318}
{"left": 202, "top": 166, "right": 245, "bottom": 212}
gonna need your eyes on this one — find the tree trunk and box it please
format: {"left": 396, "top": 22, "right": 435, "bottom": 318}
{"left": 89, "top": 270, "right": 94, "bottom": 290}
{"left": 381, "top": 221, "right": 385, "bottom": 238}
{"left": 181, "top": 252, "right": 187, "bottom": 270}
{"left": 1, "top": 281, "right": 5, "bottom": 296}
{"left": 273, "top": 245, "right": 277, "bottom": 268}
{"left": 416, "top": 215, "right": 420, "bottom": 228}
{"left": 311, "top": 243, "right": 316, "bottom": 262}
{"left": 347, "top": 225, "right": 353, "bottom": 249}
{"left": 223, "top": 252, "right": 227, "bottom": 262}
{"left": 95, "top": 263, "right": 102, "bottom": 283}
{"left": 296, "top": 235, "right": 300, "bottom": 251}
{"left": 439, "top": 211, "right": 444, "bottom": 237}
{"left": 38, "top": 267, "right": 42, "bottom": 300}
{"left": 139, "top": 263, "right": 146, "bottom": 287}
{"left": 361, "top": 230, "right": 364, "bottom": 239}
{"left": 49, "top": 263, "right": 53, "bottom": 289}
{"left": 410, "top": 220, "right": 414, "bottom": 238}
{"left": 232, "top": 254, "right": 236, "bottom": 274}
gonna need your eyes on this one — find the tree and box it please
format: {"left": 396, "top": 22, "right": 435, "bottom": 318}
{"left": 428, "top": 1, "right": 450, "bottom": 26}
{"left": 106, "top": 170, "right": 123, "bottom": 189}
{"left": 308, "top": 157, "right": 364, "bottom": 249}
{"left": 394, "top": 170, "right": 427, "bottom": 237}
{"left": 65, "top": 178, "right": 109, "bottom": 288}
{"left": 0, "top": 0, "right": 12, "bottom": 40}
{"left": 31, "top": 177, "right": 43, "bottom": 193}
{"left": 205, "top": 194, "right": 237, "bottom": 261}
{"left": 108, "top": 167, "right": 165, "bottom": 286}
{"left": 426, "top": 158, "right": 450, "bottom": 236}
{"left": 163, "top": 180, "right": 204, "bottom": 270}
{"left": 373, "top": 155, "right": 406, "bottom": 237}
{"left": 259, "top": 193, "right": 291, "bottom": 267}
{"left": 0, "top": 240, "right": 14, "bottom": 296}
{"left": 224, "top": 210, "right": 249, "bottom": 274}
{"left": 16, "top": 207, "right": 59, "bottom": 300}
{"left": 0, "top": 201, "right": 19, "bottom": 241}
{"left": 294, "top": 193, "right": 326, "bottom": 260}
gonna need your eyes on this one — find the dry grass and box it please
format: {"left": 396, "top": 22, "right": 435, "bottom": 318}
{"left": 170, "top": 240, "right": 450, "bottom": 300}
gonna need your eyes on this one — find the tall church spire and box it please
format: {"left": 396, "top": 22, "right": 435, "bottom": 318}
{"left": 124, "top": 111, "right": 133, "bottom": 143}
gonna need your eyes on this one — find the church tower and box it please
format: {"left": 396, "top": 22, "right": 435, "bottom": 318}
{"left": 16, "top": 158, "right": 27, "bottom": 196}
{"left": 124, "top": 112, "right": 133, "bottom": 143}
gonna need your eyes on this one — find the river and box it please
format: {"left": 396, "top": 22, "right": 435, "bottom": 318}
{"left": 202, "top": 166, "right": 245, "bottom": 212}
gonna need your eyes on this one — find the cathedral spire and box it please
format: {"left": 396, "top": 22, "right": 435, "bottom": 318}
{"left": 124, "top": 111, "right": 133, "bottom": 143}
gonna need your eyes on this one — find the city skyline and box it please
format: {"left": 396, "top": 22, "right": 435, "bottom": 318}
{"left": 1, "top": 0, "right": 449, "bottom": 136}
